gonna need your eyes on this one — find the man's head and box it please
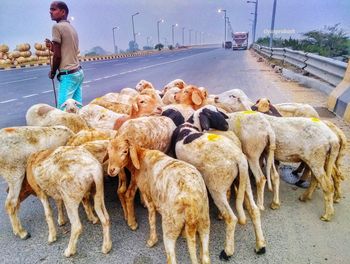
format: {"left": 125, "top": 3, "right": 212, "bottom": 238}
{"left": 50, "top": 1, "right": 69, "bottom": 22}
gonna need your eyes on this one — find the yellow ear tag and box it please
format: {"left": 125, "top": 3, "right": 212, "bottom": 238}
{"left": 311, "top": 117, "right": 320, "bottom": 122}
{"left": 95, "top": 97, "right": 101, "bottom": 101}
{"left": 243, "top": 110, "right": 257, "bottom": 114}
{"left": 207, "top": 133, "right": 220, "bottom": 141}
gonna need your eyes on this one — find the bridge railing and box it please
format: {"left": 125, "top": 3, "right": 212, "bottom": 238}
{"left": 253, "top": 44, "right": 347, "bottom": 86}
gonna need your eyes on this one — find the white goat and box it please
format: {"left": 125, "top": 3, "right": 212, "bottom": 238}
{"left": 0, "top": 126, "right": 74, "bottom": 239}
{"left": 26, "top": 103, "right": 89, "bottom": 133}
{"left": 26, "top": 146, "right": 112, "bottom": 257}
{"left": 105, "top": 116, "right": 177, "bottom": 229}
{"left": 107, "top": 145, "right": 211, "bottom": 264}
{"left": 172, "top": 122, "right": 266, "bottom": 259}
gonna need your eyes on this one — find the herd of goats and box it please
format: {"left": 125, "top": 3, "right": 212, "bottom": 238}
{"left": 0, "top": 78, "right": 347, "bottom": 263}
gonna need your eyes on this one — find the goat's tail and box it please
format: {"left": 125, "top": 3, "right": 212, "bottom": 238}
{"left": 323, "top": 120, "right": 347, "bottom": 181}
{"left": 265, "top": 129, "right": 277, "bottom": 192}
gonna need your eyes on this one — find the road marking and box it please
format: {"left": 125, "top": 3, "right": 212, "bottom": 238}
{"left": 23, "top": 94, "right": 38, "bottom": 98}
{"left": 83, "top": 85, "right": 90, "bottom": 88}
{"left": 0, "top": 99, "right": 18, "bottom": 104}
{"left": 82, "top": 67, "right": 96, "bottom": 71}
{"left": 42, "top": 90, "right": 53, "bottom": 93}
{"left": 0, "top": 77, "right": 38, "bottom": 85}
{"left": 23, "top": 68, "right": 48, "bottom": 72}
{"left": 81, "top": 53, "right": 201, "bottom": 83}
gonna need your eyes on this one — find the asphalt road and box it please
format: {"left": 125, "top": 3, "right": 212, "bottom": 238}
{"left": 1, "top": 47, "right": 350, "bottom": 264}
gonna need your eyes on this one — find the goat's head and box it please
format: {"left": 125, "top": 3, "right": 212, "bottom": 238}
{"left": 187, "top": 105, "right": 228, "bottom": 131}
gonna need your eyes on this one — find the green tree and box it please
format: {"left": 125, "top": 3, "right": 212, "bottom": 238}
{"left": 154, "top": 43, "right": 164, "bottom": 51}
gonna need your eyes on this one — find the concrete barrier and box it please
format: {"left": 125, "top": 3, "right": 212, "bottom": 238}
{"left": 328, "top": 62, "right": 350, "bottom": 123}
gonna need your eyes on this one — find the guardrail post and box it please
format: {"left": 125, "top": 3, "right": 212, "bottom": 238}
{"left": 327, "top": 61, "right": 350, "bottom": 122}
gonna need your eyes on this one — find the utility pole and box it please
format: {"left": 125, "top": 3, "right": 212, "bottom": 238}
{"left": 157, "top": 19, "right": 164, "bottom": 44}
{"left": 131, "top": 12, "right": 140, "bottom": 48}
{"left": 247, "top": 0, "right": 258, "bottom": 44}
{"left": 189, "top": 29, "right": 193, "bottom": 45}
{"left": 182, "top": 27, "right": 185, "bottom": 46}
{"left": 269, "top": 0, "right": 277, "bottom": 48}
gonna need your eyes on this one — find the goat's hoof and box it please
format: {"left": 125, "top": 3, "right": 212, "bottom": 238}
{"left": 128, "top": 222, "right": 138, "bottom": 231}
{"left": 91, "top": 217, "right": 99, "bottom": 224}
{"left": 298, "top": 195, "right": 309, "bottom": 202}
{"left": 238, "top": 217, "right": 247, "bottom": 225}
{"left": 19, "top": 231, "right": 31, "bottom": 240}
{"left": 219, "top": 250, "right": 231, "bottom": 261}
{"left": 102, "top": 241, "right": 112, "bottom": 254}
{"left": 64, "top": 248, "right": 76, "bottom": 258}
{"left": 320, "top": 214, "right": 332, "bottom": 222}
{"left": 255, "top": 247, "right": 266, "bottom": 255}
{"left": 217, "top": 213, "right": 223, "bottom": 220}
{"left": 58, "top": 220, "right": 66, "bottom": 226}
{"left": 48, "top": 235, "right": 57, "bottom": 244}
{"left": 147, "top": 238, "right": 158, "bottom": 248}
{"left": 270, "top": 202, "right": 280, "bottom": 210}
{"left": 258, "top": 205, "right": 265, "bottom": 211}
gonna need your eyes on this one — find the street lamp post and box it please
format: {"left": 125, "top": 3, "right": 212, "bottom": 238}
{"left": 131, "top": 12, "right": 140, "bottom": 45}
{"left": 195, "top": 31, "right": 198, "bottom": 45}
{"left": 172, "top": 24, "right": 178, "bottom": 46}
{"left": 182, "top": 27, "right": 185, "bottom": 46}
{"left": 247, "top": 0, "right": 258, "bottom": 44}
{"left": 218, "top": 9, "right": 227, "bottom": 44}
{"left": 157, "top": 19, "right": 164, "bottom": 44}
{"left": 112, "top": 26, "right": 119, "bottom": 54}
{"left": 189, "top": 29, "right": 193, "bottom": 45}
{"left": 269, "top": 0, "right": 277, "bottom": 48}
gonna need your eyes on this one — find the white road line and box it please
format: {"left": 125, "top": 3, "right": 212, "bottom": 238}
{"left": 23, "top": 68, "right": 47, "bottom": 72}
{"left": 83, "top": 85, "right": 90, "bottom": 88}
{"left": 0, "top": 77, "right": 38, "bottom": 85}
{"left": 23, "top": 94, "right": 38, "bottom": 98}
{"left": 94, "top": 78, "right": 103, "bottom": 81}
{"left": 83, "top": 80, "right": 92, "bottom": 84}
{"left": 42, "top": 90, "right": 53, "bottom": 93}
{"left": 0, "top": 99, "right": 18, "bottom": 104}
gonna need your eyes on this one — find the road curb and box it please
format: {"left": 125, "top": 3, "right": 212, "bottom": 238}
{"left": 0, "top": 48, "right": 188, "bottom": 71}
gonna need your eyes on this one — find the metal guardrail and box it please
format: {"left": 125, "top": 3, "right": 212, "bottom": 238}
{"left": 253, "top": 44, "right": 347, "bottom": 86}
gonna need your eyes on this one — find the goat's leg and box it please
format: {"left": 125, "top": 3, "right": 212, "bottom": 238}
{"left": 82, "top": 194, "right": 98, "bottom": 224}
{"left": 55, "top": 199, "right": 66, "bottom": 226}
{"left": 244, "top": 178, "right": 266, "bottom": 254}
{"left": 117, "top": 168, "right": 128, "bottom": 221}
{"left": 299, "top": 174, "right": 318, "bottom": 201}
{"left": 93, "top": 178, "right": 112, "bottom": 254}
{"left": 198, "top": 222, "right": 210, "bottom": 264}
{"left": 38, "top": 193, "right": 57, "bottom": 243}
{"left": 125, "top": 175, "right": 138, "bottom": 230}
{"left": 63, "top": 200, "right": 82, "bottom": 257}
{"left": 211, "top": 191, "right": 237, "bottom": 260}
{"left": 248, "top": 158, "right": 266, "bottom": 210}
{"left": 142, "top": 194, "right": 158, "bottom": 247}
{"left": 162, "top": 219, "right": 182, "bottom": 264}
{"left": 5, "top": 179, "right": 30, "bottom": 239}
{"left": 270, "top": 163, "right": 280, "bottom": 209}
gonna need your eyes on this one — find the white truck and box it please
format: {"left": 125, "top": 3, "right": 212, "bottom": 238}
{"left": 232, "top": 32, "right": 249, "bottom": 50}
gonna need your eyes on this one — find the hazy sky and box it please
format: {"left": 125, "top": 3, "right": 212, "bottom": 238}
{"left": 1, "top": 0, "right": 349, "bottom": 53}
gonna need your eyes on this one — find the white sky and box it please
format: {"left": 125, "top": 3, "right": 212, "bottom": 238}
{"left": 1, "top": 0, "right": 349, "bottom": 53}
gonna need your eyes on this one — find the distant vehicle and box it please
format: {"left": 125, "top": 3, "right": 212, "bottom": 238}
{"left": 232, "top": 32, "right": 249, "bottom": 50}
{"left": 224, "top": 41, "right": 232, "bottom": 49}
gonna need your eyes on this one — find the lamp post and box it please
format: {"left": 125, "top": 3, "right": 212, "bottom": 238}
{"left": 218, "top": 9, "right": 227, "bottom": 44}
{"left": 182, "top": 27, "right": 185, "bottom": 46}
{"left": 157, "top": 19, "right": 164, "bottom": 44}
{"left": 172, "top": 24, "right": 178, "bottom": 46}
{"left": 112, "top": 26, "right": 119, "bottom": 54}
{"left": 195, "top": 31, "right": 198, "bottom": 45}
{"left": 247, "top": 0, "right": 258, "bottom": 44}
{"left": 269, "top": 0, "right": 277, "bottom": 48}
{"left": 189, "top": 29, "right": 193, "bottom": 45}
{"left": 131, "top": 12, "right": 140, "bottom": 45}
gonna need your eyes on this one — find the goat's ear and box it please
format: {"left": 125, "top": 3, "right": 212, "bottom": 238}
{"left": 192, "top": 91, "right": 203, "bottom": 105}
{"left": 60, "top": 102, "right": 67, "bottom": 108}
{"left": 75, "top": 101, "right": 83, "bottom": 107}
{"left": 102, "top": 152, "right": 109, "bottom": 163}
{"left": 199, "top": 111, "right": 210, "bottom": 131}
{"left": 130, "top": 145, "right": 140, "bottom": 170}
{"left": 218, "top": 110, "right": 229, "bottom": 119}
{"left": 132, "top": 99, "right": 139, "bottom": 112}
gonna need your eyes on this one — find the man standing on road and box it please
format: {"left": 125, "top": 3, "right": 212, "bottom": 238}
{"left": 46, "top": 1, "right": 84, "bottom": 110}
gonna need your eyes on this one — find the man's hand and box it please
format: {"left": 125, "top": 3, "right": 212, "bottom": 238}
{"left": 48, "top": 70, "right": 56, "bottom": 79}
{"left": 45, "top": 38, "right": 53, "bottom": 50}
